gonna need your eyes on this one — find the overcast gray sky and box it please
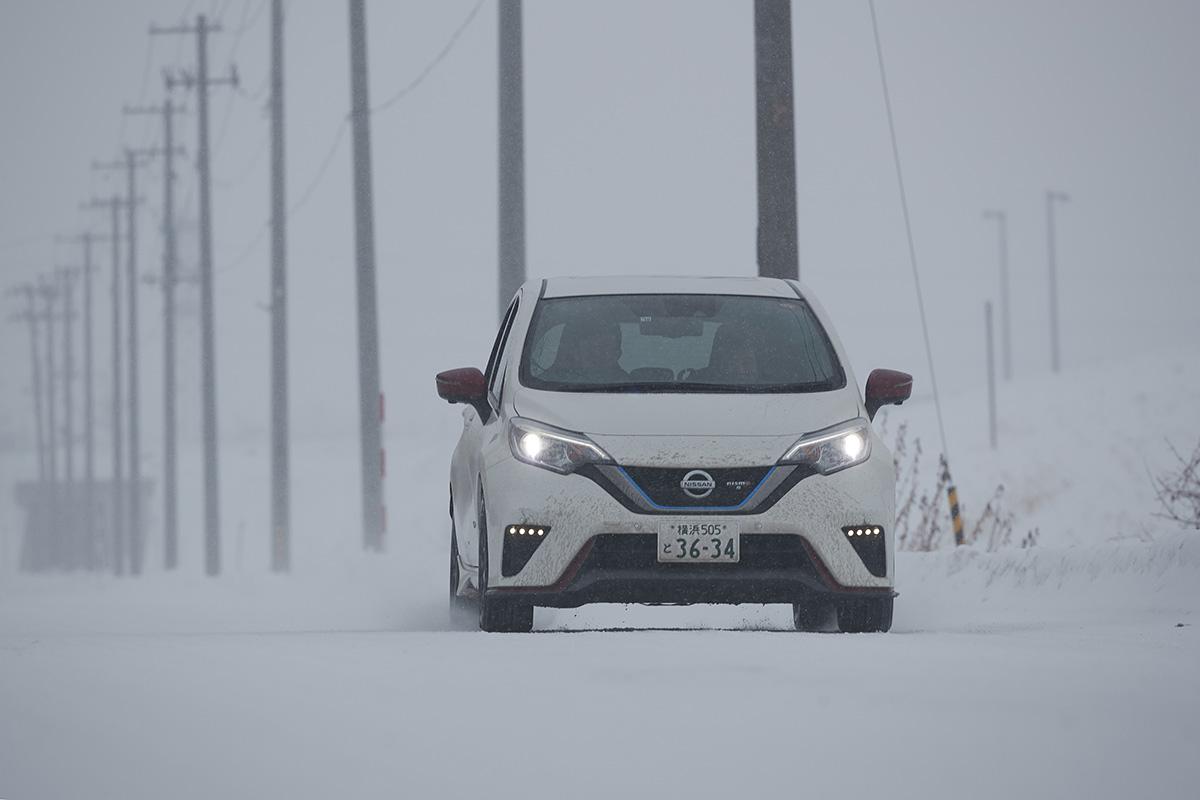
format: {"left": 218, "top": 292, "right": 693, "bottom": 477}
{"left": 2, "top": 0, "right": 1197, "bottom": 454}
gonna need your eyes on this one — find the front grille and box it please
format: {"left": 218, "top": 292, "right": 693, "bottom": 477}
{"left": 585, "top": 533, "right": 813, "bottom": 571}
{"left": 618, "top": 466, "right": 773, "bottom": 509}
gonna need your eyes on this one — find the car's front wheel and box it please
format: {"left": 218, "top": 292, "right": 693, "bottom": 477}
{"left": 477, "top": 490, "right": 534, "bottom": 633}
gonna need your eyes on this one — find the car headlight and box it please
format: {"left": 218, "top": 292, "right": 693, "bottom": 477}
{"left": 779, "top": 418, "right": 871, "bottom": 474}
{"left": 507, "top": 417, "right": 614, "bottom": 475}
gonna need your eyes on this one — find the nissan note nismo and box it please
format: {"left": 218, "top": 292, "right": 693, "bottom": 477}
{"left": 436, "top": 276, "right": 912, "bottom": 632}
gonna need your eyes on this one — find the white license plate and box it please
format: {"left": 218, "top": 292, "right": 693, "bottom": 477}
{"left": 657, "top": 521, "right": 740, "bottom": 563}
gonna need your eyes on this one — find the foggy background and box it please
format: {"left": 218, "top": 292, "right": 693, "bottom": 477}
{"left": 1, "top": 0, "right": 1198, "bottom": 573}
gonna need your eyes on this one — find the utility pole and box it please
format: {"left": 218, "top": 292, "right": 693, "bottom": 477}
{"left": 56, "top": 267, "right": 79, "bottom": 566}
{"left": 125, "top": 150, "right": 143, "bottom": 575}
{"left": 80, "top": 234, "right": 98, "bottom": 569}
{"left": 12, "top": 286, "right": 48, "bottom": 486}
{"left": 96, "top": 150, "right": 151, "bottom": 575}
{"left": 498, "top": 0, "right": 525, "bottom": 318}
{"left": 982, "top": 209, "right": 1011, "bottom": 381}
{"left": 9, "top": 286, "right": 47, "bottom": 570}
{"left": 108, "top": 199, "right": 125, "bottom": 574}
{"left": 87, "top": 195, "right": 125, "bottom": 574}
{"left": 56, "top": 231, "right": 101, "bottom": 569}
{"left": 754, "top": 0, "right": 799, "bottom": 281}
{"left": 125, "top": 98, "right": 187, "bottom": 571}
{"left": 38, "top": 277, "right": 60, "bottom": 566}
{"left": 1046, "top": 190, "right": 1069, "bottom": 375}
{"left": 348, "top": 0, "right": 384, "bottom": 552}
{"left": 269, "top": 0, "right": 290, "bottom": 572}
{"left": 154, "top": 15, "right": 238, "bottom": 576}
{"left": 39, "top": 279, "right": 59, "bottom": 487}
{"left": 56, "top": 269, "right": 77, "bottom": 492}
{"left": 109, "top": 200, "right": 124, "bottom": 574}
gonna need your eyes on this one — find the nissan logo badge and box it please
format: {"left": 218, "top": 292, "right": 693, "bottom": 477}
{"left": 680, "top": 469, "right": 716, "bottom": 499}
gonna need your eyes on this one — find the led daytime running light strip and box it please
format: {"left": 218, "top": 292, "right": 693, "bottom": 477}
{"left": 508, "top": 525, "right": 547, "bottom": 537}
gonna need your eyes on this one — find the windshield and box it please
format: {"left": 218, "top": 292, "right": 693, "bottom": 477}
{"left": 520, "top": 293, "right": 845, "bottom": 393}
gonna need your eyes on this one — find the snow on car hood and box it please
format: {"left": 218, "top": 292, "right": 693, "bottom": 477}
{"left": 511, "top": 385, "right": 862, "bottom": 467}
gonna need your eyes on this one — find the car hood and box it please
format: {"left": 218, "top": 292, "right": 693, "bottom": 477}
{"left": 511, "top": 385, "right": 862, "bottom": 467}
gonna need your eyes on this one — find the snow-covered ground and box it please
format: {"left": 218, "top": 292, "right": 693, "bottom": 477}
{"left": 1, "top": 350, "right": 1198, "bottom": 798}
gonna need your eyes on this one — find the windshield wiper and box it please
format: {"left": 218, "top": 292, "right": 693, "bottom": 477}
{"left": 542, "top": 381, "right": 831, "bottom": 394}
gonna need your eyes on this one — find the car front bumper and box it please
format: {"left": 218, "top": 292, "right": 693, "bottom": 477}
{"left": 481, "top": 447, "right": 896, "bottom": 601}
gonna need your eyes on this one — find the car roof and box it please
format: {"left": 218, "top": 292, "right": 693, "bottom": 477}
{"left": 539, "top": 275, "right": 804, "bottom": 299}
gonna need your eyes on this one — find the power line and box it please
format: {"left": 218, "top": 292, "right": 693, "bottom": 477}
{"left": 288, "top": 119, "right": 348, "bottom": 218}
{"left": 211, "top": 0, "right": 270, "bottom": 156}
{"left": 229, "top": 0, "right": 269, "bottom": 49}
{"left": 121, "top": 36, "right": 159, "bottom": 147}
{"left": 212, "top": 83, "right": 242, "bottom": 155}
{"left": 135, "top": 37, "right": 159, "bottom": 145}
{"left": 218, "top": 119, "right": 343, "bottom": 277}
{"left": 217, "top": 1, "right": 484, "bottom": 277}
{"left": 371, "top": 0, "right": 486, "bottom": 115}
{"left": 867, "top": 0, "right": 950, "bottom": 465}
{"left": 215, "top": 132, "right": 269, "bottom": 188}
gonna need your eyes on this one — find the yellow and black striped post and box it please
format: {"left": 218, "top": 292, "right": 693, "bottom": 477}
{"left": 943, "top": 460, "right": 965, "bottom": 545}
{"left": 948, "top": 485, "right": 965, "bottom": 545}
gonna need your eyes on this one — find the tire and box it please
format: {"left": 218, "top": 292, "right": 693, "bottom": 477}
{"left": 792, "top": 597, "right": 836, "bottom": 632}
{"left": 836, "top": 597, "right": 894, "bottom": 633}
{"left": 448, "top": 519, "right": 474, "bottom": 629}
{"left": 477, "top": 490, "right": 534, "bottom": 633}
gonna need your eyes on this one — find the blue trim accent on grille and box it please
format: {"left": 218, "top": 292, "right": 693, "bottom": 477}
{"left": 614, "top": 466, "right": 778, "bottom": 511}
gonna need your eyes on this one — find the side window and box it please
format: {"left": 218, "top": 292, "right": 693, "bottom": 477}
{"left": 484, "top": 299, "right": 519, "bottom": 397}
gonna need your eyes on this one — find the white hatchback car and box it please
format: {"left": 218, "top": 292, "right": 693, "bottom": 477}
{"left": 437, "top": 276, "right": 912, "bottom": 632}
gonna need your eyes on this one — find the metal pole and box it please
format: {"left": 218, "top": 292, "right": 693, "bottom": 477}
{"left": 754, "top": 0, "right": 799, "bottom": 281}
{"left": 124, "top": 104, "right": 185, "bottom": 572}
{"left": 348, "top": 0, "right": 384, "bottom": 552}
{"left": 498, "top": 0, "right": 525, "bottom": 318}
{"left": 41, "top": 280, "right": 58, "bottom": 491}
{"left": 1046, "top": 190, "right": 1068, "bottom": 375}
{"left": 16, "top": 287, "right": 47, "bottom": 569}
{"left": 59, "top": 270, "right": 75, "bottom": 490}
{"left": 125, "top": 150, "right": 144, "bottom": 575}
{"left": 270, "top": 0, "right": 290, "bottom": 572}
{"left": 197, "top": 14, "right": 222, "bottom": 576}
{"left": 998, "top": 214, "right": 1010, "bottom": 382}
{"left": 110, "top": 197, "right": 125, "bottom": 575}
{"left": 985, "top": 301, "right": 997, "bottom": 450}
{"left": 163, "top": 97, "right": 180, "bottom": 571}
{"left": 82, "top": 234, "right": 97, "bottom": 570}
{"left": 21, "top": 288, "right": 47, "bottom": 487}
{"left": 40, "top": 278, "right": 60, "bottom": 567}
{"left": 983, "top": 209, "right": 1011, "bottom": 381}
{"left": 59, "top": 268, "right": 77, "bottom": 566}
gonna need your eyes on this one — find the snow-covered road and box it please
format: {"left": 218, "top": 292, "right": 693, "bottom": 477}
{"left": 3, "top": 352, "right": 1198, "bottom": 798}
{"left": 2, "top": 539, "right": 1196, "bottom": 800}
